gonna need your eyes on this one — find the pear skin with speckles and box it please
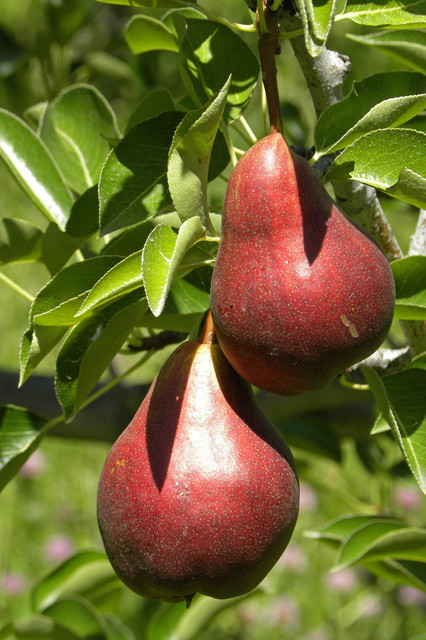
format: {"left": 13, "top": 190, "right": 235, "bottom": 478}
{"left": 97, "top": 340, "right": 299, "bottom": 603}
{"left": 210, "top": 133, "right": 395, "bottom": 395}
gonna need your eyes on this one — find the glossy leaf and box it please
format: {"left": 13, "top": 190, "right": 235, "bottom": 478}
{"left": 0, "top": 109, "right": 73, "bottom": 230}
{"left": 362, "top": 363, "right": 426, "bottom": 493}
{"left": 176, "top": 18, "right": 259, "bottom": 123}
{"left": 292, "top": 0, "right": 338, "bottom": 56}
{"left": 99, "top": 111, "right": 183, "bottom": 235}
{"left": 125, "top": 15, "right": 178, "bottom": 54}
{"left": 332, "top": 520, "right": 420, "bottom": 569}
{"left": 55, "top": 293, "right": 148, "bottom": 419}
{"left": 30, "top": 256, "right": 122, "bottom": 324}
{"left": 142, "top": 217, "right": 206, "bottom": 316}
{"left": 32, "top": 550, "right": 110, "bottom": 612}
{"left": 306, "top": 513, "right": 390, "bottom": 546}
{"left": 342, "top": 0, "right": 426, "bottom": 27}
{"left": 0, "top": 405, "right": 47, "bottom": 491}
{"left": 0, "top": 218, "right": 43, "bottom": 265}
{"left": 40, "top": 84, "right": 119, "bottom": 195}
{"left": 327, "top": 129, "right": 426, "bottom": 208}
{"left": 392, "top": 255, "right": 426, "bottom": 320}
{"left": 315, "top": 71, "right": 426, "bottom": 153}
{"left": 126, "top": 89, "right": 175, "bottom": 131}
{"left": 168, "top": 78, "right": 230, "bottom": 228}
{"left": 76, "top": 251, "right": 145, "bottom": 318}
{"left": 347, "top": 30, "right": 426, "bottom": 73}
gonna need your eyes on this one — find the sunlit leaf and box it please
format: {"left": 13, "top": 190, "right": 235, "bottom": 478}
{"left": 40, "top": 84, "right": 119, "bottom": 195}
{"left": 0, "top": 109, "right": 73, "bottom": 230}
{"left": 292, "top": 0, "right": 338, "bottom": 56}
{"left": 327, "top": 128, "right": 426, "bottom": 208}
{"left": 168, "top": 77, "right": 230, "bottom": 229}
{"left": 347, "top": 30, "right": 426, "bottom": 73}
{"left": 176, "top": 18, "right": 259, "bottom": 123}
{"left": 125, "top": 15, "right": 178, "bottom": 54}
{"left": 342, "top": 0, "right": 426, "bottom": 27}
{"left": 315, "top": 71, "right": 426, "bottom": 153}
{"left": 142, "top": 217, "right": 206, "bottom": 316}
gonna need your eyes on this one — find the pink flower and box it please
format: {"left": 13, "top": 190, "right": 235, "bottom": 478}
{"left": 394, "top": 486, "right": 422, "bottom": 511}
{"left": 398, "top": 586, "right": 426, "bottom": 606}
{"left": 1, "top": 572, "right": 27, "bottom": 594}
{"left": 299, "top": 483, "right": 318, "bottom": 511}
{"left": 278, "top": 542, "right": 307, "bottom": 572}
{"left": 19, "top": 450, "right": 46, "bottom": 479}
{"left": 325, "top": 568, "right": 358, "bottom": 592}
{"left": 267, "top": 596, "right": 300, "bottom": 629}
{"left": 45, "top": 535, "right": 74, "bottom": 562}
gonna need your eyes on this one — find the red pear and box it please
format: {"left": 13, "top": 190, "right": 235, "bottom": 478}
{"left": 210, "top": 133, "right": 395, "bottom": 395}
{"left": 97, "top": 339, "right": 299, "bottom": 603}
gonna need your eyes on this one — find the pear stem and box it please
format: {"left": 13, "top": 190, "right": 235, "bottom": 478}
{"left": 200, "top": 310, "right": 216, "bottom": 345}
{"left": 256, "top": 2, "right": 283, "bottom": 135}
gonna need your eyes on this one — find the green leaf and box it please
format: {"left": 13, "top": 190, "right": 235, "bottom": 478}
{"left": 0, "top": 218, "right": 43, "bottom": 265}
{"left": 43, "top": 596, "right": 106, "bottom": 638}
{"left": 327, "top": 128, "right": 426, "bottom": 208}
{"left": 41, "top": 223, "right": 88, "bottom": 276}
{"left": 164, "top": 266, "right": 212, "bottom": 314}
{"left": 305, "top": 513, "right": 393, "bottom": 546}
{"left": 347, "top": 30, "right": 426, "bottom": 73}
{"left": 342, "top": 0, "right": 426, "bottom": 27}
{"left": 20, "top": 325, "right": 69, "bottom": 385}
{"left": 102, "top": 615, "right": 136, "bottom": 640}
{"left": 142, "top": 217, "right": 206, "bottom": 316}
{"left": 315, "top": 71, "right": 426, "bottom": 153}
{"left": 32, "top": 551, "right": 111, "bottom": 612}
{"left": 362, "top": 363, "right": 426, "bottom": 493}
{"left": 19, "top": 256, "right": 121, "bottom": 382}
{"left": 168, "top": 78, "right": 231, "bottom": 229}
{"left": 40, "top": 84, "right": 119, "bottom": 195}
{"left": 0, "top": 405, "right": 48, "bottom": 491}
{"left": 333, "top": 520, "right": 423, "bottom": 570}
{"left": 55, "top": 293, "right": 148, "bottom": 419}
{"left": 125, "top": 15, "right": 178, "bottom": 54}
{"left": 392, "top": 255, "right": 426, "bottom": 320}
{"left": 363, "top": 558, "right": 426, "bottom": 590}
{"left": 30, "top": 256, "right": 122, "bottom": 325}
{"left": 65, "top": 185, "right": 100, "bottom": 237}
{"left": 177, "top": 19, "right": 259, "bottom": 123}
{"left": 126, "top": 89, "right": 175, "bottom": 131}
{"left": 0, "top": 109, "right": 73, "bottom": 230}
{"left": 99, "top": 111, "right": 183, "bottom": 235}
{"left": 76, "top": 251, "right": 145, "bottom": 318}
{"left": 292, "top": 0, "right": 338, "bottom": 56}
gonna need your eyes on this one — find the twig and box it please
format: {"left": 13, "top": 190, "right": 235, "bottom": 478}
{"left": 126, "top": 330, "right": 187, "bottom": 352}
{"left": 409, "top": 209, "right": 426, "bottom": 256}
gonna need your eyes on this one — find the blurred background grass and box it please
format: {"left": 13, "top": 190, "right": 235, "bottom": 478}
{"left": 0, "top": 0, "right": 424, "bottom": 638}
